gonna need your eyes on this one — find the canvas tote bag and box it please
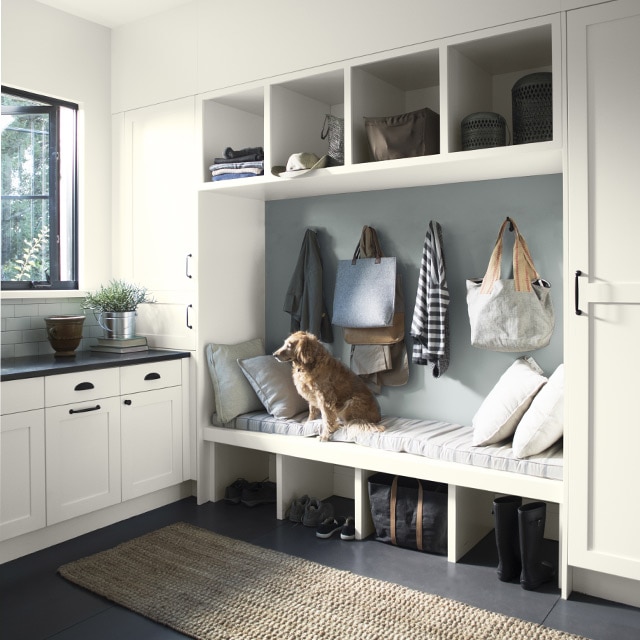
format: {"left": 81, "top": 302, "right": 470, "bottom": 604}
{"left": 466, "top": 217, "right": 554, "bottom": 352}
{"left": 332, "top": 226, "right": 396, "bottom": 328}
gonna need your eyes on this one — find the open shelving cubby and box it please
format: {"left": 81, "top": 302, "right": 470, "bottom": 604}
{"left": 197, "top": 14, "right": 562, "bottom": 202}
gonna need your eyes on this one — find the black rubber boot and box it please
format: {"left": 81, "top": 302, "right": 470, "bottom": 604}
{"left": 518, "top": 501, "right": 555, "bottom": 590}
{"left": 493, "top": 495, "right": 522, "bottom": 582}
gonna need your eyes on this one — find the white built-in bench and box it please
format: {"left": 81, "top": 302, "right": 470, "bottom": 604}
{"left": 197, "top": 410, "right": 565, "bottom": 589}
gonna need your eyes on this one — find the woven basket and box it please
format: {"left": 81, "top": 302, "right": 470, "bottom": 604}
{"left": 321, "top": 114, "right": 344, "bottom": 165}
{"left": 512, "top": 72, "right": 552, "bottom": 144}
{"left": 461, "top": 112, "right": 507, "bottom": 150}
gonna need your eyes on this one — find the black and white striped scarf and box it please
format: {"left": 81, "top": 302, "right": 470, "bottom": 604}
{"left": 410, "top": 221, "right": 450, "bottom": 377}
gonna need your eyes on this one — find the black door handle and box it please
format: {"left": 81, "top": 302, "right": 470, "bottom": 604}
{"left": 74, "top": 381, "right": 95, "bottom": 391}
{"left": 144, "top": 372, "right": 161, "bottom": 381}
{"left": 124, "top": 399, "right": 132, "bottom": 405}
{"left": 186, "top": 304, "right": 193, "bottom": 329}
{"left": 69, "top": 404, "right": 101, "bottom": 414}
{"left": 575, "top": 270, "right": 583, "bottom": 316}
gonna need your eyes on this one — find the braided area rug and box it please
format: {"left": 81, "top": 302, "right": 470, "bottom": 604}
{"left": 59, "top": 522, "right": 585, "bottom": 640}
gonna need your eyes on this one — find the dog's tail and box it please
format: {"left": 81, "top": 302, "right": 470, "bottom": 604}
{"left": 342, "top": 420, "right": 385, "bottom": 439}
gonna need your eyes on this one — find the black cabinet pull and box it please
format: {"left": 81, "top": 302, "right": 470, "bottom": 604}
{"left": 123, "top": 399, "right": 132, "bottom": 405}
{"left": 144, "top": 372, "right": 161, "bottom": 381}
{"left": 186, "top": 304, "right": 193, "bottom": 329}
{"left": 575, "top": 270, "right": 583, "bottom": 316}
{"left": 186, "top": 253, "right": 193, "bottom": 279}
{"left": 69, "top": 404, "right": 101, "bottom": 414}
{"left": 74, "top": 381, "right": 95, "bottom": 391}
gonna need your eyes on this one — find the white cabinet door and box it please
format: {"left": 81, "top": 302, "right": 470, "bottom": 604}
{"left": 122, "top": 97, "right": 197, "bottom": 350}
{"left": 121, "top": 386, "right": 183, "bottom": 501}
{"left": 566, "top": 0, "right": 640, "bottom": 581}
{"left": 0, "top": 410, "right": 46, "bottom": 540}
{"left": 45, "top": 397, "right": 121, "bottom": 525}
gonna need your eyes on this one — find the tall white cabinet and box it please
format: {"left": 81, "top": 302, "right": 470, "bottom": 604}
{"left": 566, "top": 0, "right": 640, "bottom": 586}
{"left": 114, "top": 96, "right": 198, "bottom": 351}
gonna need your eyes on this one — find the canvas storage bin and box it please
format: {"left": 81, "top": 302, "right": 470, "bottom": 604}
{"left": 364, "top": 107, "right": 440, "bottom": 161}
{"left": 368, "top": 472, "right": 448, "bottom": 554}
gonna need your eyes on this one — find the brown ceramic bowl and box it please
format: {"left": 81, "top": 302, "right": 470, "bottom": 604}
{"left": 45, "top": 315, "right": 85, "bottom": 356}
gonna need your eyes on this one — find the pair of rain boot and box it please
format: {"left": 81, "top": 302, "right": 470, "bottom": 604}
{"left": 493, "top": 495, "right": 555, "bottom": 590}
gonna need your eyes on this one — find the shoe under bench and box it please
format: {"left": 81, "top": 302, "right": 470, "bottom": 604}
{"left": 198, "top": 423, "right": 566, "bottom": 596}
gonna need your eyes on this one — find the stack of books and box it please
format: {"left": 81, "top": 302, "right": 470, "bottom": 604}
{"left": 90, "top": 336, "right": 149, "bottom": 354}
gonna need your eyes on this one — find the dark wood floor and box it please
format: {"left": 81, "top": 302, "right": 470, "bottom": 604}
{"left": 1, "top": 496, "right": 638, "bottom": 639}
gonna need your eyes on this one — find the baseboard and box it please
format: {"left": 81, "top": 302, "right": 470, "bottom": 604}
{"left": 0, "top": 481, "right": 194, "bottom": 564}
{"left": 571, "top": 566, "right": 640, "bottom": 608}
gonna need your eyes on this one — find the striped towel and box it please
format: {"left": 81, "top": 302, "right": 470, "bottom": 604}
{"left": 410, "top": 221, "right": 450, "bottom": 377}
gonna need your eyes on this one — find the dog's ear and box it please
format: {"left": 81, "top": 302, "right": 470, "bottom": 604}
{"left": 294, "top": 333, "right": 316, "bottom": 365}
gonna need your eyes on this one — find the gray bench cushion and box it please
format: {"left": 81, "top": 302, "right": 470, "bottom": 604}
{"left": 225, "top": 412, "right": 563, "bottom": 481}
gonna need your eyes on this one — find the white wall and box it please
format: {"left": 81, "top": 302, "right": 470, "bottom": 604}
{"left": 111, "top": 0, "right": 609, "bottom": 114}
{"left": 1, "top": 0, "right": 112, "bottom": 290}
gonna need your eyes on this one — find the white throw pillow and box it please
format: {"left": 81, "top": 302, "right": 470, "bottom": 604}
{"left": 238, "top": 355, "right": 308, "bottom": 419}
{"left": 512, "top": 364, "right": 564, "bottom": 458}
{"left": 472, "top": 356, "right": 547, "bottom": 446}
{"left": 205, "top": 339, "right": 265, "bottom": 424}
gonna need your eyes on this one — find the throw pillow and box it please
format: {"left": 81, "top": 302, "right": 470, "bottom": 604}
{"left": 205, "top": 338, "right": 265, "bottom": 423}
{"left": 238, "top": 355, "right": 308, "bottom": 419}
{"left": 512, "top": 364, "right": 564, "bottom": 458}
{"left": 472, "top": 356, "right": 547, "bottom": 446}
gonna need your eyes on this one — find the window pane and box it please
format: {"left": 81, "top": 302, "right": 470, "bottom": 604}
{"left": 1, "top": 111, "right": 51, "bottom": 282}
{"left": 1, "top": 197, "right": 50, "bottom": 282}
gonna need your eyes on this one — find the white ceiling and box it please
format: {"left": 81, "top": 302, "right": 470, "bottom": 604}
{"left": 35, "top": 0, "right": 195, "bottom": 28}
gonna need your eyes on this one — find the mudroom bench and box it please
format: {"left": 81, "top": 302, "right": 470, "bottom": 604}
{"left": 198, "top": 410, "right": 565, "bottom": 591}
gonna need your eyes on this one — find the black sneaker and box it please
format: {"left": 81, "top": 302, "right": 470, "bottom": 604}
{"left": 224, "top": 478, "right": 249, "bottom": 504}
{"left": 315, "top": 516, "right": 346, "bottom": 539}
{"left": 240, "top": 480, "right": 277, "bottom": 507}
{"left": 340, "top": 517, "right": 356, "bottom": 541}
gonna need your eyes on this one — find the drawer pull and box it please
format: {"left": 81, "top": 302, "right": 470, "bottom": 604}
{"left": 74, "top": 381, "right": 95, "bottom": 391}
{"left": 124, "top": 399, "right": 132, "bottom": 405}
{"left": 144, "top": 372, "right": 161, "bottom": 381}
{"left": 69, "top": 404, "right": 101, "bottom": 414}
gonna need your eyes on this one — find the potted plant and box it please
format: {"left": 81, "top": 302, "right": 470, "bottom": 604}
{"left": 82, "top": 279, "right": 154, "bottom": 339}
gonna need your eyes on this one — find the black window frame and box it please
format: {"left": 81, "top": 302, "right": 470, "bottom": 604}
{"left": 1, "top": 85, "right": 79, "bottom": 291}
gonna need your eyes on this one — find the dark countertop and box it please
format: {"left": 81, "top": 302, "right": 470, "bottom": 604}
{"left": 1, "top": 349, "right": 191, "bottom": 381}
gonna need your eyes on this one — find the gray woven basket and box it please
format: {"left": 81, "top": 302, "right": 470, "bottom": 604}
{"left": 512, "top": 72, "right": 552, "bottom": 144}
{"left": 321, "top": 114, "right": 344, "bottom": 165}
{"left": 461, "top": 112, "right": 507, "bottom": 150}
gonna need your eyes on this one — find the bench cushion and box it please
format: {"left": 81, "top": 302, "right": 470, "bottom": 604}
{"left": 226, "top": 412, "right": 563, "bottom": 481}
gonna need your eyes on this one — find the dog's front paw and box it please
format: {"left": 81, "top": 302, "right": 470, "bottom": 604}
{"left": 318, "top": 430, "right": 331, "bottom": 442}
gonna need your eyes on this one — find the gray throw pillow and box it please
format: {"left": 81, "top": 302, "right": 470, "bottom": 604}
{"left": 238, "top": 355, "right": 308, "bottom": 419}
{"left": 205, "top": 339, "right": 265, "bottom": 423}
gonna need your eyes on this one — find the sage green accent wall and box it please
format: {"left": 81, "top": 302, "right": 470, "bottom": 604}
{"left": 265, "top": 174, "right": 562, "bottom": 426}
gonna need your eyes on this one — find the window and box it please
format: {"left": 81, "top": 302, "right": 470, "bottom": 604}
{"left": 1, "top": 86, "right": 78, "bottom": 290}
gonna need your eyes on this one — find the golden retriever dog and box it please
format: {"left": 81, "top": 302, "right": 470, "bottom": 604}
{"left": 273, "top": 331, "right": 383, "bottom": 441}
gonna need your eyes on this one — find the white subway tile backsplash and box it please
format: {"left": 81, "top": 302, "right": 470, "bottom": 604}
{"left": 6, "top": 316, "right": 32, "bottom": 331}
{"left": 1, "top": 297, "right": 93, "bottom": 355}
{"left": 14, "top": 304, "right": 39, "bottom": 317}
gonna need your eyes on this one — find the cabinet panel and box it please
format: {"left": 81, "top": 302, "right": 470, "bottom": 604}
{"left": 45, "top": 368, "right": 119, "bottom": 406}
{"left": 45, "top": 397, "right": 121, "bottom": 525}
{"left": 566, "top": 0, "right": 640, "bottom": 581}
{"left": 121, "top": 386, "right": 182, "bottom": 501}
{"left": 1, "top": 378, "right": 44, "bottom": 415}
{"left": 120, "top": 359, "right": 182, "bottom": 394}
{"left": 0, "top": 410, "right": 46, "bottom": 540}
{"left": 124, "top": 97, "right": 196, "bottom": 295}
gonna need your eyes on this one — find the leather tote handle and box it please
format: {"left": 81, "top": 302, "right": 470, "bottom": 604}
{"left": 390, "top": 476, "right": 424, "bottom": 550}
{"left": 479, "top": 217, "right": 540, "bottom": 294}
{"left": 352, "top": 225, "right": 384, "bottom": 264}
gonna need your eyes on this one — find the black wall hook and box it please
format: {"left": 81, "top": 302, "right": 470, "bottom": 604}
{"left": 506, "top": 216, "right": 514, "bottom": 232}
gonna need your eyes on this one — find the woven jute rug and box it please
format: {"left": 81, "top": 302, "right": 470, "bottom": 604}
{"left": 59, "top": 522, "right": 585, "bottom": 640}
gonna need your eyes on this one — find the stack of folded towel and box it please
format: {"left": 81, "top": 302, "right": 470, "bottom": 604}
{"left": 210, "top": 146, "right": 264, "bottom": 181}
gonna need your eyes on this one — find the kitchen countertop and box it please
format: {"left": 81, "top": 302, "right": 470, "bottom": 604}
{"left": 1, "top": 349, "right": 191, "bottom": 381}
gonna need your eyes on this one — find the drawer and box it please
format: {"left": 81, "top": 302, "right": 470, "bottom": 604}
{"left": 45, "top": 368, "right": 120, "bottom": 407}
{"left": 120, "top": 359, "right": 181, "bottom": 395}
{"left": 1, "top": 378, "right": 45, "bottom": 414}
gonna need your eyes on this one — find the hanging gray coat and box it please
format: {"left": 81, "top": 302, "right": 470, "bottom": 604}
{"left": 284, "top": 229, "right": 333, "bottom": 343}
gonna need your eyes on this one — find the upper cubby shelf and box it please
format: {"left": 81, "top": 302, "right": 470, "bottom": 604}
{"left": 198, "top": 14, "right": 561, "bottom": 202}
